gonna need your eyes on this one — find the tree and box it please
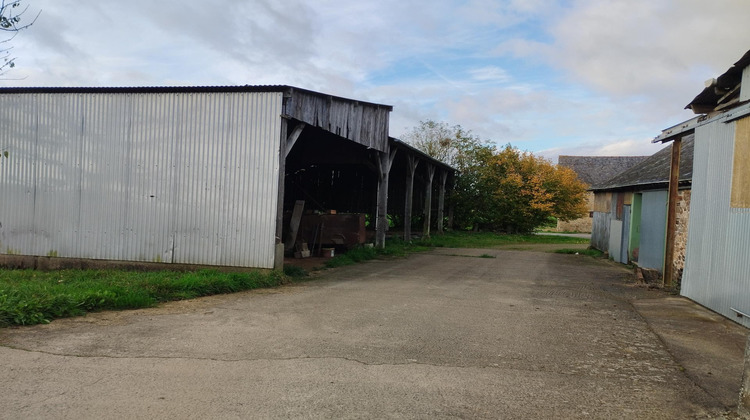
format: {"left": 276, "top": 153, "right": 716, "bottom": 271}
{"left": 403, "top": 120, "right": 588, "bottom": 233}
{"left": 1, "top": 0, "right": 39, "bottom": 75}
{"left": 401, "top": 120, "right": 495, "bottom": 230}
{"left": 476, "top": 145, "right": 588, "bottom": 233}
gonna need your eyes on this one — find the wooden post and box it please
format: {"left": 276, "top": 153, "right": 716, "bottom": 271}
{"left": 284, "top": 200, "right": 305, "bottom": 252}
{"left": 437, "top": 170, "right": 448, "bottom": 234}
{"left": 376, "top": 148, "right": 397, "bottom": 249}
{"left": 740, "top": 335, "right": 750, "bottom": 416}
{"left": 274, "top": 120, "right": 289, "bottom": 271}
{"left": 664, "top": 138, "right": 682, "bottom": 288}
{"left": 423, "top": 164, "right": 435, "bottom": 239}
{"left": 404, "top": 155, "right": 419, "bottom": 242}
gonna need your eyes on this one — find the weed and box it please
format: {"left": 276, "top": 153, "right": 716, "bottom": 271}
{"left": 0, "top": 268, "right": 285, "bottom": 327}
{"left": 554, "top": 248, "right": 603, "bottom": 257}
{"left": 283, "top": 265, "right": 308, "bottom": 278}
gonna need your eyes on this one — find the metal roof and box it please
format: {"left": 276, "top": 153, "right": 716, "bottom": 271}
{"left": 558, "top": 155, "right": 648, "bottom": 187}
{"left": 654, "top": 101, "right": 750, "bottom": 143}
{"left": 686, "top": 49, "right": 750, "bottom": 114}
{"left": 591, "top": 135, "right": 694, "bottom": 191}
{"left": 0, "top": 84, "right": 394, "bottom": 111}
{"left": 390, "top": 138, "right": 457, "bottom": 173}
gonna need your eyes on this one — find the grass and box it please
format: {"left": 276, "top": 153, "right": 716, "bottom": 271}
{"left": 324, "top": 239, "right": 432, "bottom": 268}
{"left": 420, "top": 231, "right": 589, "bottom": 249}
{"left": 0, "top": 231, "right": 591, "bottom": 327}
{"left": 0, "top": 269, "right": 284, "bottom": 327}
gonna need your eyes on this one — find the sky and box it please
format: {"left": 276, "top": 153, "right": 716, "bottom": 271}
{"left": 3, "top": 0, "right": 750, "bottom": 162}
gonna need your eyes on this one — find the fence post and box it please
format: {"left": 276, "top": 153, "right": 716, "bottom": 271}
{"left": 740, "top": 335, "right": 750, "bottom": 417}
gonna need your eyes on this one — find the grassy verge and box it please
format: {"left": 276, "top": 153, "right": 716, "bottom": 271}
{"left": 323, "top": 231, "right": 587, "bottom": 268}
{"left": 0, "top": 269, "right": 284, "bottom": 327}
{"left": 0, "top": 232, "right": 591, "bottom": 327}
{"left": 324, "top": 239, "right": 432, "bottom": 269}
{"left": 421, "top": 231, "right": 589, "bottom": 248}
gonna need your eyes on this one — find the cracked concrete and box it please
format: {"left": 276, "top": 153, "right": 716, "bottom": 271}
{"left": 1, "top": 249, "right": 747, "bottom": 419}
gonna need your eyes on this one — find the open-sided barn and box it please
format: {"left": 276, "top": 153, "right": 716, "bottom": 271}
{"left": 0, "top": 86, "right": 454, "bottom": 270}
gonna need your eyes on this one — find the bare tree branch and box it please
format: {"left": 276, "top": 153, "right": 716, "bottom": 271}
{"left": 0, "top": 0, "right": 40, "bottom": 76}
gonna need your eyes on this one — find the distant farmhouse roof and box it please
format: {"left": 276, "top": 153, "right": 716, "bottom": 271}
{"left": 558, "top": 156, "right": 648, "bottom": 187}
{"left": 591, "top": 135, "right": 694, "bottom": 192}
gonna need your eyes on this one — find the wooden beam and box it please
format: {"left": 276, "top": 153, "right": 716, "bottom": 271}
{"left": 284, "top": 123, "right": 305, "bottom": 158}
{"left": 404, "top": 155, "right": 419, "bottom": 242}
{"left": 375, "top": 147, "right": 397, "bottom": 248}
{"left": 663, "top": 137, "right": 681, "bottom": 288}
{"left": 437, "top": 170, "right": 448, "bottom": 234}
{"left": 284, "top": 200, "right": 305, "bottom": 252}
{"left": 423, "top": 164, "right": 436, "bottom": 239}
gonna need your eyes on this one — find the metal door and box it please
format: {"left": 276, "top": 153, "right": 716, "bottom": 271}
{"left": 620, "top": 205, "right": 631, "bottom": 263}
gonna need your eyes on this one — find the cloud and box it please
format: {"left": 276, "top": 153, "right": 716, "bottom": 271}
{"left": 490, "top": 0, "right": 750, "bottom": 131}
{"left": 538, "top": 138, "right": 666, "bottom": 163}
{"left": 4, "top": 0, "right": 749, "bottom": 162}
{"left": 469, "top": 66, "right": 511, "bottom": 83}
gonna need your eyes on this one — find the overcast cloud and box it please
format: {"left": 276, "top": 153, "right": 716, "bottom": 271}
{"left": 5, "top": 0, "right": 750, "bottom": 161}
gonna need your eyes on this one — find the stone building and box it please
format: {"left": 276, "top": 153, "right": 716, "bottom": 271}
{"left": 589, "top": 138, "right": 694, "bottom": 287}
{"left": 556, "top": 156, "right": 647, "bottom": 232}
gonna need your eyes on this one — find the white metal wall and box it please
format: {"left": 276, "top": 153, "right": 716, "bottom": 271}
{"left": 0, "top": 91, "right": 283, "bottom": 268}
{"left": 682, "top": 119, "right": 750, "bottom": 328}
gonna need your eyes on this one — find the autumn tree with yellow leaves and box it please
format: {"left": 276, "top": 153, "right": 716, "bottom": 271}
{"left": 474, "top": 145, "right": 588, "bottom": 233}
{"left": 404, "top": 121, "right": 588, "bottom": 233}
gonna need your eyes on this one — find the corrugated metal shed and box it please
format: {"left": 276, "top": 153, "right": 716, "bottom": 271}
{"left": 0, "top": 91, "right": 284, "bottom": 268}
{"left": 0, "top": 85, "right": 394, "bottom": 153}
{"left": 681, "top": 119, "right": 750, "bottom": 328}
{"left": 0, "top": 85, "right": 438, "bottom": 269}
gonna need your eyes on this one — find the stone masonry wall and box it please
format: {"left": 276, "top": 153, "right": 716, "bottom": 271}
{"left": 672, "top": 189, "right": 691, "bottom": 287}
{"left": 556, "top": 216, "right": 593, "bottom": 233}
{"left": 555, "top": 191, "right": 593, "bottom": 233}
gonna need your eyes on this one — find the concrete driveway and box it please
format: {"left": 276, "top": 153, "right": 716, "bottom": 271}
{"left": 1, "top": 249, "right": 747, "bottom": 419}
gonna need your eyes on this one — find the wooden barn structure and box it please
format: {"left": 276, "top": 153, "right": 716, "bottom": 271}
{"left": 0, "top": 86, "right": 455, "bottom": 270}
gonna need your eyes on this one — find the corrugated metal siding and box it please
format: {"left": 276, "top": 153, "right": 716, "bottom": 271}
{"left": 591, "top": 211, "right": 611, "bottom": 252}
{"left": 0, "top": 91, "right": 283, "bottom": 268}
{"left": 638, "top": 190, "right": 667, "bottom": 271}
{"left": 682, "top": 120, "right": 750, "bottom": 328}
{"left": 608, "top": 220, "right": 623, "bottom": 262}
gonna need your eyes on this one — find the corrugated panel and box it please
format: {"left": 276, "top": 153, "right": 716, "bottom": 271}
{"left": 682, "top": 120, "right": 750, "bottom": 328}
{"left": 0, "top": 91, "right": 283, "bottom": 268}
{"left": 591, "top": 211, "right": 611, "bottom": 252}
{"left": 638, "top": 190, "right": 667, "bottom": 271}
{"left": 608, "top": 220, "right": 623, "bottom": 263}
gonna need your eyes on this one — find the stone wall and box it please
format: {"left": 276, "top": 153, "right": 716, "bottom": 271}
{"left": 555, "top": 192, "right": 593, "bottom": 233}
{"left": 671, "top": 189, "right": 691, "bottom": 287}
{"left": 556, "top": 216, "right": 592, "bottom": 233}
